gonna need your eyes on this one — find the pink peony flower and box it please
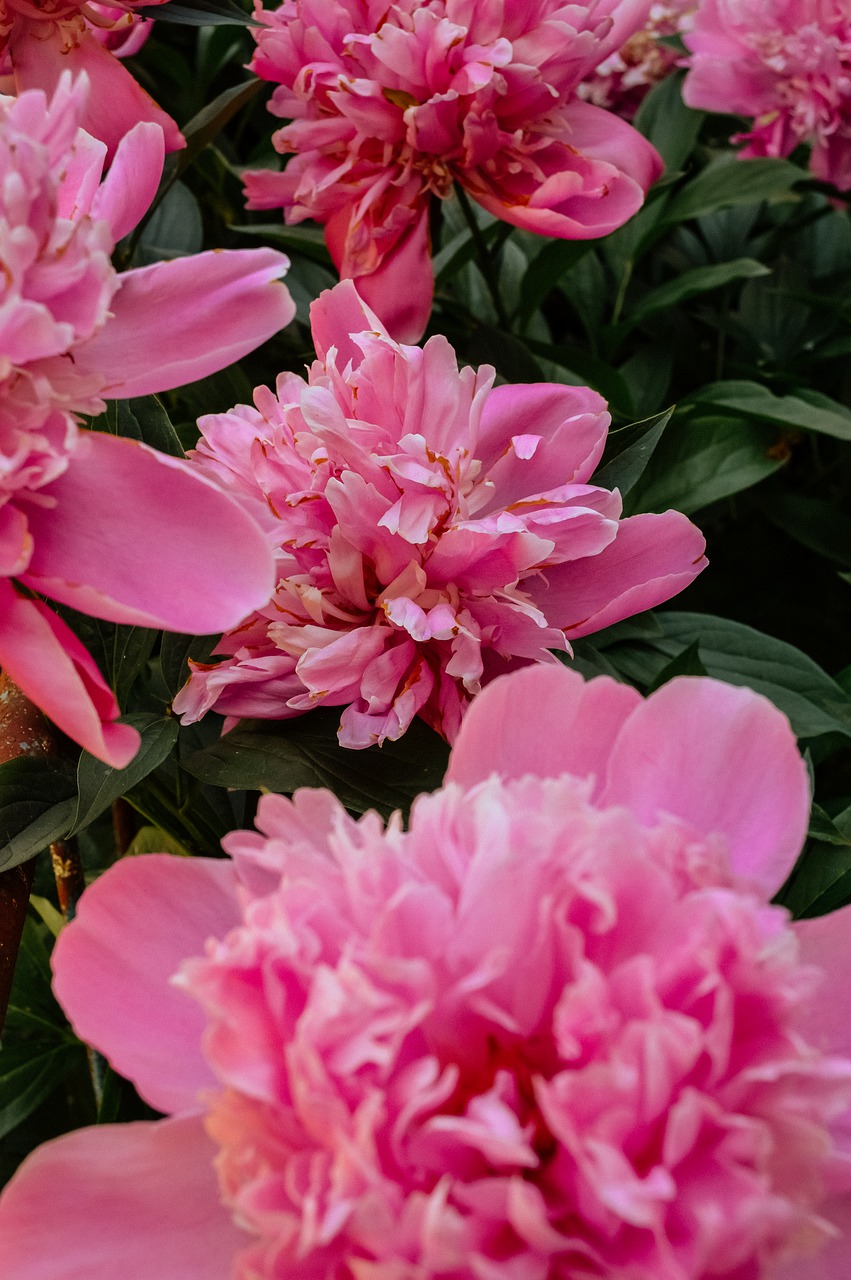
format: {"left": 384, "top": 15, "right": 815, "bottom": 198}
{"left": 3, "top": 666, "right": 851, "bottom": 1279}
{"left": 171, "top": 280, "right": 706, "bottom": 749}
{"left": 682, "top": 0, "right": 851, "bottom": 190}
{"left": 244, "top": 0, "right": 665, "bottom": 341}
{"left": 0, "top": 0, "right": 181, "bottom": 160}
{"left": 579, "top": 0, "right": 695, "bottom": 119}
{"left": 0, "top": 75, "right": 297, "bottom": 765}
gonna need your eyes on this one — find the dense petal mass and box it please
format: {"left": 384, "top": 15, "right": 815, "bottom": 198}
{"left": 9, "top": 668, "right": 851, "bottom": 1279}
{"left": 683, "top": 0, "right": 851, "bottom": 189}
{"left": 173, "top": 280, "right": 705, "bottom": 748}
{"left": 0, "top": 1118, "right": 243, "bottom": 1280}
{"left": 245, "top": 0, "right": 663, "bottom": 338}
{"left": 0, "top": 76, "right": 291, "bottom": 762}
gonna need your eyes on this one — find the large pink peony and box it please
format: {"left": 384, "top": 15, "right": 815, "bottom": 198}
{"left": 579, "top": 0, "right": 695, "bottom": 119}
{"left": 3, "top": 666, "right": 851, "bottom": 1278}
{"left": 0, "top": 75, "right": 296, "bottom": 765}
{"left": 244, "top": 0, "right": 665, "bottom": 340}
{"left": 172, "top": 281, "right": 706, "bottom": 749}
{"left": 682, "top": 0, "right": 851, "bottom": 189}
{"left": 0, "top": 0, "right": 181, "bottom": 160}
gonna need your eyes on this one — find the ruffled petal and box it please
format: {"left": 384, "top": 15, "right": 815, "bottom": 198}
{"left": 20, "top": 430, "right": 276, "bottom": 633}
{"left": 601, "top": 676, "right": 810, "bottom": 896}
{"left": 90, "top": 120, "right": 164, "bottom": 243}
{"left": 446, "top": 664, "right": 641, "bottom": 790}
{"left": 0, "top": 1116, "right": 243, "bottom": 1280}
{"left": 0, "top": 581, "right": 139, "bottom": 766}
{"left": 309, "top": 276, "right": 390, "bottom": 370}
{"left": 52, "top": 855, "right": 241, "bottom": 1114}
{"left": 70, "top": 249, "right": 295, "bottom": 399}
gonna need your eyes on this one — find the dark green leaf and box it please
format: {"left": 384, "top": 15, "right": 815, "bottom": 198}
{"left": 0, "top": 758, "right": 77, "bottom": 873}
{"left": 633, "top": 71, "right": 705, "bottom": 171}
{"left": 808, "top": 804, "right": 851, "bottom": 847}
{"left": 646, "top": 641, "right": 708, "bottom": 692}
{"left": 160, "top": 632, "right": 220, "bottom": 701}
{"left": 593, "top": 407, "right": 672, "bottom": 497}
{"left": 628, "top": 259, "right": 770, "bottom": 325}
{"left": 660, "top": 156, "right": 802, "bottom": 226}
{"left": 131, "top": 181, "right": 202, "bottom": 265}
{"left": 516, "top": 240, "right": 593, "bottom": 326}
{"left": 687, "top": 380, "right": 851, "bottom": 440}
{"left": 758, "top": 491, "right": 851, "bottom": 568}
{"left": 228, "top": 222, "right": 333, "bottom": 266}
{"left": 629, "top": 415, "right": 785, "bottom": 514}
{"left": 0, "top": 1044, "right": 83, "bottom": 1139}
{"left": 467, "top": 327, "right": 543, "bottom": 383}
{"left": 69, "top": 716, "right": 179, "bottom": 837}
{"left": 181, "top": 710, "right": 450, "bottom": 820}
{"left": 137, "top": 0, "right": 257, "bottom": 24}
{"left": 95, "top": 395, "right": 185, "bottom": 458}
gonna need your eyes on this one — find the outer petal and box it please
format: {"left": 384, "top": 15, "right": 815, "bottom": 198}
{"left": 600, "top": 677, "right": 810, "bottom": 896}
{"left": 527, "top": 510, "right": 707, "bottom": 638}
{"left": 20, "top": 430, "right": 276, "bottom": 633}
{"left": 70, "top": 249, "right": 295, "bottom": 398}
{"left": 0, "top": 1116, "right": 244, "bottom": 1280}
{"left": 794, "top": 907, "right": 851, "bottom": 1060}
{"left": 309, "top": 276, "right": 391, "bottom": 369}
{"left": 0, "top": 581, "right": 139, "bottom": 767}
{"left": 52, "top": 855, "right": 241, "bottom": 1114}
{"left": 90, "top": 120, "right": 164, "bottom": 243}
{"left": 446, "top": 664, "right": 641, "bottom": 789}
{"left": 344, "top": 204, "right": 433, "bottom": 344}
{"left": 9, "top": 21, "right": 183, "bottom": 160}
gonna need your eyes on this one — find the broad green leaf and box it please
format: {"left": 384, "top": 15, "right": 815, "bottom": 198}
{"left": 229, "top": 222, "right": 333, "bottom": 266}
{"left": 467, "top": 327, "right": 543, "bottom": 383}
{"left": 69, "top": 715, "right": 179, "bottom": 838}
{"left": 126, "top": 825, "right": 192, "bottom": 857}
{"left": 593, "top": 408, "right": 672, "bottom": 497}
{"left": 516, "top": 240, "right": 593, "bottom": 326}
{"left": 131, "top": 182, "right": 202, "bottom": 265}
{"left": 0, "top": 758, "right": 77, "bottom": 873}
{"left": 633, "top": 71, "right": 705, "bottom": 171}
{"left": 96, "top": 395, "right": 185, "bottom": 457}
{"left": 0, "top": 1043, "right": 83, "bottom": 1140}
{"left": 660, "top": 155, "right": 802, "bottom": 226}
{"left": 808, "top": 804, "right": 851, "bottom": 848}
{"left": 779, "top": 802, "right": 851, "bottom": 917}
{"left": 646, "top": 641, "right": 708, "bottom": 692}
{"left": 628, "top": 259, "right": 770, "bottom": 325}
{"left": 688, "top": 380, "right": 851, "bottom": 440}
{"left": 181, "top": 710, "right": 450, "bottom": 820}
{"left": 629, "top": 415, "right": 784, "bottom": 514}
{"left": 137, "top": 0, "right": 257, "bottom": 24}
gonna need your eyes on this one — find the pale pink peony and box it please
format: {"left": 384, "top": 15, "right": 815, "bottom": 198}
{"left": 244, "top": 0, "right": 665, "bottom": 340}
{"left": 0, "top": 0, "right": 180, "bottom": 159}
{"left": 171, "top": 281, "right": 706, "bottom": 749}
{"left": 579, "top": 0, "right": 695, "bottom": 119}
{"left": 0, "top": 75, "right": 296, "bottom": 765}
{"left": 682, "top": 0, "right": 851, "bottom": 189}
{"left": 3, "top": 667, "right": 851, "bottom": 1279}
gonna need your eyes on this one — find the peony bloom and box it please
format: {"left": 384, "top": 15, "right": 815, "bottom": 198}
{"left": 244, "top": 0, "right": 665, "bottom": 341}
{"left": 4, "top": 666, "right": 851, "bottom": 1278}
{"left": 579, "top": 0, "right": 695, "bottom": 119}
{"left": 682, "top": 0, "right": 851, "bottom": 189}
{"left": 0, "top": 75, "right": 297, "bottom": 765}
{"left": 172, "top": 280, "right": 706, "bottom": 749}
{"left": 0, "top": 0, "right": 181, "bottom": 160}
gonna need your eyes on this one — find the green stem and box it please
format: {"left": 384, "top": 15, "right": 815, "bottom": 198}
{"left": 454, "top": 184, "right": 510, "bottom": 330}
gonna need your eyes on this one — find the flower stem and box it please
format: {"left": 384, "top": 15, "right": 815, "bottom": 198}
{"left": 454, "top": 183, "right": 511, "bottom": 330}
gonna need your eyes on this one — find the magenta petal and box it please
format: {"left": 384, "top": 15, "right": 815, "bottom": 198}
{"left": 10, "top": 22, "right": 184, "bottom": 160}
{"left": 528, "top": 511, "right": 708, "bottom": 638}
{"left": 90, "top": 121, "right": 164, "bottom": 243}
{"left": 0, "top": 582, "right": 139, "bottom": 766}
{"left": 309, "top": 277, "right": 390, "bottom": 369}
{"left": 21, "top": 430, "right": 275, "bottom": 633}
{"left": 52, "top": 855, "right": 241, "bottom": 1113}
{"left": 70, "top": 248, "right": 295, "bottom": 398}
{"left": 345, "top": 204, "right": 433, "bottom": 344}
{"left": 446, "top": 664, "right": 641, "bottom": 790}
{"left": 0, "top": 1116, "right": 243, "bottom": 1280}
{"left": 601, "top": 677, "right": 810, "bottom": 896}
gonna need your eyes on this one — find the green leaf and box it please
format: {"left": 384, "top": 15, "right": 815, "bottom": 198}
{"left": 0, "top": 758, "right": 77, "bottom": 874}
{"left": 630, "top": 612, "right": 851, "bottom": 740}
{"left": 136, "top": 0, "right": 257, "bottom": 24}
{"left": 646, "top": 641, "right": 708, "bottom": 692}
{"left": 69, "top": 715, "right": 179, "bottom": 838}
{"left": 228, "top": 223, "right": 333, "bottom": 266}
{"left": 467, "top": 327, "right": 543, "bottom": 383}
{"left": 633, "top": 71, "right": 705, "bottom": 172}
{"left": 159, "top": 632, "right": 220, "bottom": 701}
{"left": 808, "top": 804, "right": 851, "bottom": 847}
{"left": 628, "top": 415, "right": 785, "bottom": 514}
{"left": 131, "top": 182, "right": 202, "bottom": 265}
{"left": 593, "top": 408, "right": 672, "bottom": 497}
{"left": 628, "top": 259, "right": 770, "bottom": 325}
{"left": 687, "top": 380, "right": 851, "bottom": 440}
{"left": 758, "top": 491, "right": 851, "bottom": 568}
{"left": 0, "top": 1043, "right": 83, "bottom": 1140}
{"left": 95, "top": 395, "right": 186, "bottom": 457}
{"left": 181, "top": 710, "right": 450, "bottom": 820}
{"left": 126, "top": 825, "right": 192, "bottom": 857}
{"left": 166, "top": 79, "right": 264, "bottom": 182}
{"left": 515, "top": 240, "right": 593, "bottom": 326}
{"left": 660, "top": 155, "right": 803, "bottom": 226}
